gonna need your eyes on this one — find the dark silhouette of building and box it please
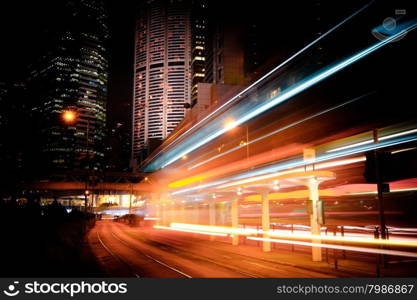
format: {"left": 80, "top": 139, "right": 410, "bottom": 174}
{"left": 28, "top": 0, "right": 109, "bottom": 173}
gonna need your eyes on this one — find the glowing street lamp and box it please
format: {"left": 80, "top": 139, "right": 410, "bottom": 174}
{"left": 62, "top": 110, "right": 76, "bottom": 123}
{"left": 225, "top": 119, "right": 237, "bottom": 131}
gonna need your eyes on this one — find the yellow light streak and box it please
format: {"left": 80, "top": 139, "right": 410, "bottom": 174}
{"left": 168, "top": 175, "right": 206, "bottom": 188}
{"left": 244, "top": 189, "right": 334, "bottom": 202}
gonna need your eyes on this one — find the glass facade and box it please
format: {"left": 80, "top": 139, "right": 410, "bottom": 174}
{"left": 133, "top": 0, "right": 193, "bottom": 162}
{"left": 28, "top": 0, "right": 108, "bottom": 172}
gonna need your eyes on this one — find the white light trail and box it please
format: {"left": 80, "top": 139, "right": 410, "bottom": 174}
{"left": 160, "top": 23, "right": 417, "bottom": 170}
{"left": 247, "top": 237, "right": 417, "bottom": 258}
{"left": 171, "top": 134, "right": 417, "bottom": 196}
{"left": 146, "top": 2, "right": 374, "bottom": 166}
{"left": 154, "top": 225, "right": 228, "bottom": 236}
{"left": 188, "top": 94, "right": 370, "bottom": 170}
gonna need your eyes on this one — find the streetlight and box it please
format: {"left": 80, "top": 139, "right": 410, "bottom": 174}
{"left": 62, "top": 110, "right": 76, "bottom": 123}
{"left": 225, "top": 119, "right": 249, "bottom": 161}
{"left": 62, "top": 109, "right": 93, "bottom": 212}
{"left": 84, "top": 189, "right": 90, "bottom": 213}
{"left": 62, "top": 109, "right": 92, "bottom": 165}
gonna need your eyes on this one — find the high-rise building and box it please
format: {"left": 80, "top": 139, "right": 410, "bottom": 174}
{"left": 190, "top": 0, "right": 208, "bottom": 106}
{"left": 133, "top": 0, "right": 210, "bottom": 163}
{"left": 28, "top": 0, "right": 108, "bottom": 173}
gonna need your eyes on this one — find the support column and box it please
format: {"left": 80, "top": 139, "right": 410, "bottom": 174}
{"left": 155, "top": 204, "right": 161, "bottom": 225}
{"left": 209, "top": 201, "right": 216, "bottom": 241}
{"left": 161, "top": 204, "right": 167, "bottom": 226}
{"left": 152, "top": 193, "right": 161, "bottom": 226}
{"left": 308, "top": 178, "right": 322, "bottom": 261}
{"left": 231, "top": 197, "right": 239, "bottom": 246}
{"left": 261, "top": 191, "right": 271, "bottom": 252}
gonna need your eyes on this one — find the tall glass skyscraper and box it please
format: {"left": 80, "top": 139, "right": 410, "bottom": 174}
{"left": 133, "top": 0, "right": 210, "bottom": 163}
{"left": 29, "top": 0, "right": 108, "bottom": 173}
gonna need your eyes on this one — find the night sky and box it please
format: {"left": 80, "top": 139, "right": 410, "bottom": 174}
{"left": 0, "top": 0, "right": 381, "bottom": 133}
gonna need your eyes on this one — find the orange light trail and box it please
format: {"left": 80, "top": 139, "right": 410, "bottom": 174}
{"left": 154, "top": 225, "right": 228, "bottom": 237}
{"left": 168, "top": 175, "right": 206, "bottom": 188}
{"left": 168, "top": 223, "right": 417, "bottom": 248}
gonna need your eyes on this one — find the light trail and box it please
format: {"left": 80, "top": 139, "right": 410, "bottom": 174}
{"left": 170, "top": 223, "right": 258, "bottom": 235}
{"left": 347, "top": 187, "right": 417, "bottom": 196}
{"left": 169, "top": 223, "right": 417, "bottom": 248}
{"left": 326, "top": 128, "right": 417, "bottom": 153}
{"left": 156, "top": 21, "right": 417, "bottom": 171}
{"left": 188, "top": 93, "right": 371, "bottom": 171}
{"left": 327, "top": 139, "right": 374, "bottom": 153}
{"left": 154, "top": 225, "right": 228, "bottom": 237}
{"left": 171, "top": 128, "right": 417, "bottom": 196}
{"left": 247, "top": 237, "right": 417, "bottom": 259}
{"left": 144, "top": 1, "right": 374, "bottom": 167}
{"left": 215, "top": 157, "right": 365, "bottom": 190}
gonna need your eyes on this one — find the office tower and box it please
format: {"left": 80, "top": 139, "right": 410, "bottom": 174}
{"left": 190, "top": 0, "right": 208, "bottom": 106}
{"left": 132, "top": 0, "right": 211, "bottom": 164}
{"left": 28, "top": 0, "right": 108, "bottom": 173}
{"left": 133, "top": 0, "right": 196, "bottom": 162}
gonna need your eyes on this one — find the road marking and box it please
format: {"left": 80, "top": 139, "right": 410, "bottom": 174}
{"left": 96, "top": 231, "right": 141, "bottom": 278}
{"left": 110, "top": 232, "right": 192, "bottom": 278}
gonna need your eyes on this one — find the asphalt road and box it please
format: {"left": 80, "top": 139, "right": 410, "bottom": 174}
{"left": 88, "top": 220, "right": 359, "bottom": 278}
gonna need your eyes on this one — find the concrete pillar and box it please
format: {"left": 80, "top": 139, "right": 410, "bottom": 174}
{"left": 161, "top": 204, "right": 167, "bottom": 226}
{"left": 155, "top": 204, "right": 161, "bottom": 225}
{"left": 261, "top": 192, "right": 271, "bottom": 252}
{"left": 171, "top": 203, "right": 177, "bottom": 223}
{"left": 152, "top": 194, "right": 161, "bottom": 226}
{"left": 308, "top": 178, "right": 322, "bottom": 262}
{"left": 209, "top": 201, "right": 216, "bottom": 241}
{"left": 231, "top": 197, "right": 239, "bottom": 246}
{"left": 219, "top": 203, "right": 226, "bottom": 225}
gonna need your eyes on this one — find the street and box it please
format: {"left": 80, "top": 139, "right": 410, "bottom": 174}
{"left": 88, "top": 221, "right": 417, "bottom": 278}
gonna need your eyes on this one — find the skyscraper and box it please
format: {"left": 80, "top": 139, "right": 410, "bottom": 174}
{"left": 133, "top": 0, "right": 200, "bottom": 163}
{"left": 28, "top": 0, "right": 108, "bottom": 173}
{"left": 190, "top": 0, "right": 208, "bottom": 106}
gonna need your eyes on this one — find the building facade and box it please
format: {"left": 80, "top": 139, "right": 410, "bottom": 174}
{"left": 28, "top": 0, "right": 108, "bottom": 173}
{"left": 133, "top": 0, "right": 211, "bottom": 163}
{"left": 190, "top": 0, "right": 208, "bottom": 106}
